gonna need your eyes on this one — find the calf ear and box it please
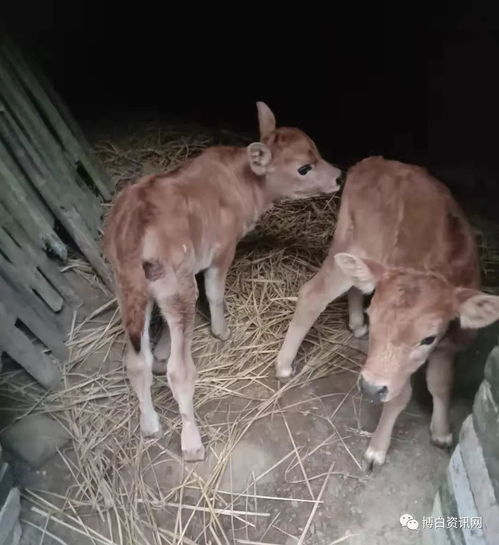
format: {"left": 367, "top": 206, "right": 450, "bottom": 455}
{"left": 334, "top": 253, "right": 385, "bottom": 294}
{"left": 256, "top": 102, "right": 276, "bottom": 140}
{"left": 455, "top": 288, "right": 499, "bottom": 329}
{"left": 248, "top": 142, "right": 272, "bottom": 176}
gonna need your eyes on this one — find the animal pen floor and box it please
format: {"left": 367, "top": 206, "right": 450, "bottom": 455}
{"left": 3, "top": 119, "right": 492, "bottom": 545}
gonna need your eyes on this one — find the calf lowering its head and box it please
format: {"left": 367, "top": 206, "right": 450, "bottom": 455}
{"left": 277, "top": 156, "right": 499, "bottom": 470}
{"left": 336, "top": 256, "right": 499, "bottom": 403}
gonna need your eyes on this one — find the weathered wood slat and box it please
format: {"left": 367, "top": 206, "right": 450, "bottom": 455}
{"left": 0, "top": 257, "right": 63, "bottom": 321}
{"left": 0, "top": 228, "right": 63, "bottom": 311}
{"left": 0, "top": 130, "right": 67, "bottom": 260}
{"left": 0, "top": 277, "right": 67, "bottom": 362}
{"left": 459, "top": 416, "right": 499, "bottom": 543}
{"left": 0, "top": 127, "right": 52, "bottom": 228}
{"left": 472, "top": 381, "right": 499, "bottom": 505}
{"left": 0, "top": 106, "right": 99, "bottom": 243}
{"left": 0, "top": 34, "right": 115, "bottom": 389}
{"left": 0, "top": 249, "right": 65, "bottom": 333}
{"left": 0, "top": 200, "right": 81, "bottom": 307}
{"left": 1, "top": 37, "right": 114, "bottom": 200}
{"left": 0, "top": 56, "right": 101, "bottom": 233}
{"left": 0, "top": 301, "right": 61, "bottom": 390}
{"left": 0, "top": 105, "right": 112, "bottom": 287}
{"left": 64, "top": 204, "right": 113, "bottom": 288}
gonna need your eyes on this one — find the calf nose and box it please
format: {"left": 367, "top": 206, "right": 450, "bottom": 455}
{"left": 360, "top": 376, "right": 388, "bottom": 401}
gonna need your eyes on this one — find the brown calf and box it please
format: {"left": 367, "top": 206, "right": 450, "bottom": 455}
{"left": 103, "top": 103, "right": 341, "bottom": 461}
{"left": 276, "top": 156, "right": 499, "bottom": 470}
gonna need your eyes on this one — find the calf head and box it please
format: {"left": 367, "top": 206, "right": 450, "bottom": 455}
{"left": 247, "top": 102, "right": 341, "bottom": 198}
{"left": 335, "top": 252, "right": 499, "bottom": 402}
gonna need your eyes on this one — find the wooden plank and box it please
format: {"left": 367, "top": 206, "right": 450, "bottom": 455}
{"left": 472, "top": 382, "right": 499, "bottom": 506}
{"left": 0, "top": 130, "right": 67, "bottom": 260}
{"left": 0, "top": 119, "right": 52, "bottom": 228}
{"left": 459, "top": 416, "right": 499, "bottom": 545}
{"left": 64, "top": 204, "right": 113, "bottom": 288}
{"left": 0, "top": 260, "right": 66, "bottom": 339}
{"left": 0, "top": 107, "right": 100, "bottom": 244}
{"left": 424, "top": 493, "right": 452, "bottom": 545}
{"left": 0, "top": 57, "right": 101, "bottom": 233}
{"left": 0, "top": 108, "right": 113, "bottom": 288}
{"left": 0, "top": 201, "right": 80, "bottom": 307}
{"left": 0, "top": 83, "right": 101, "bottom": 237}
{"left": 1, "top": 36, "right": 114, "bottom": 200}
{"left": 0, "top": 302, "right": 61, "bottom": 390}
{"left": 0, "top": 227, "right": 63, "bottom": 311}
{"left": 448, "top": 446, "right": 485, "bottom": 545}
{"left": 484, "top": 346, "right": 499, "bottom": 404}
{"left": 0, "top": 252, "right": 62, "bottom": 316}
{"left": 0, "top": 277, "right": 67, "bottom": 362}
{"left": 1, "top": 37, "right": 114, "bottom": 200}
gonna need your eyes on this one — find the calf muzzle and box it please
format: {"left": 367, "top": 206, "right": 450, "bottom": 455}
{"left": 360, "top": 375, "right": 388, "bottom": 402}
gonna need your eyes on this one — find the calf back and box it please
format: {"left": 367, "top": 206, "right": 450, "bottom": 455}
{"left": 334, "top": 156, "right": 479, "bottom": 288}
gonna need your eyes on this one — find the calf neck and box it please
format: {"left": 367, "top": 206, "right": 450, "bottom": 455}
{"left": 104, "top": 102, "right": 341, "bottom": 461}
{"left": 276, "top": 156, "right": 499, "bottom": 470}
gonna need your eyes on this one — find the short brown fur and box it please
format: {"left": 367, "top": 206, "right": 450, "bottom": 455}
{"left": 104, "top": 102, "right": 341, "bottom": 460}
{"left": 276, "top": 156, "right": 499, "bottom": 470}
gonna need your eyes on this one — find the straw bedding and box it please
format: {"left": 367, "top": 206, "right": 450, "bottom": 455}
{"left": 2, "top": 122, "right": 498, "bottom": 545}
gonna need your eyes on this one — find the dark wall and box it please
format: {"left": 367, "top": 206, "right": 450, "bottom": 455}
{"left": 4, "top": 1, "right": 499, "bottom": 216}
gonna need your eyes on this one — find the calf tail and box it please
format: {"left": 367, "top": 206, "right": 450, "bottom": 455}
{"left": 120, "top": 257, "right": 170, "bottom": 353}
{"left": 119, "top": 273, "right": 149, "bottom": 353}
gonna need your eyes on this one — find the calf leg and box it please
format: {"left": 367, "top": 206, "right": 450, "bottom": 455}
{"left": 204, "top": 246, "right": 235, "bottom": 341}
{"left": 426, "top": 348, "right": 454, "bottom": 448}
{"left": 364, "top": 381, "right": 412, "bottom": 470}
{"left": 276, "top": 259, "right": 351, "bottom": 378}
{"left": 125, "top": 301, "right": 161, "bottom": 436}
{"left": 152, "top": 275, "right": 204, "bottom": 461}
{"left": 152, "top": 323, "right": 170, "bottom": 374}
{"left": 348, "top": 287, "right": 368, "bottom": 338}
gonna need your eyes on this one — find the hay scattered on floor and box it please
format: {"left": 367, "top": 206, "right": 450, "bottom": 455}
{"left": 94, "top": 122, "right": 251, "bottom": 191}
{"left": 4, "top": 124, "right": 365, "bottom": 545}
{"left": 4, "top": 122, "right": 499, "bottom": 544}
{"left": 16, "top": 220, "right": 362, "bottom": 544}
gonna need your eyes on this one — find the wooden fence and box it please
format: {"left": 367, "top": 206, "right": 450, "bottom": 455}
{"left": 0, "top": 35, "right": 113, "bottom": 389}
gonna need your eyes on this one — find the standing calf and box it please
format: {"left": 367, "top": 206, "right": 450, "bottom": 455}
{"left": 276, "top": 156, "right": 499, "bottom": 469}
{"left": 104, "top": 103, "right": 341, "bottom": 461}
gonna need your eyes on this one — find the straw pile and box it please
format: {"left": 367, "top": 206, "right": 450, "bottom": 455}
{"left": 4, "top": 122, "right": 498, "bottom": 545}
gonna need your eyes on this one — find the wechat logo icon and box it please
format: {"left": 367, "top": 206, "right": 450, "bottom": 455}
{"left": 400, "top": 514, "right": 419, "bottom": 531}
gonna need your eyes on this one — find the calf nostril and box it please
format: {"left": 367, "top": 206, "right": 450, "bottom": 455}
{"left": 377, "top": 385, "right": 388, "bottom": 398}
{"left": 360, "top": 376, "right": 388, "bottom": 400}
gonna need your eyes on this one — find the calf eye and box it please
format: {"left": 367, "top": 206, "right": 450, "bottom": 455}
{"left": 420, "top": 335, "right": 437, "bottom": 346}
{"left": 298, "top": 164, "right": 312, "bottom": 175}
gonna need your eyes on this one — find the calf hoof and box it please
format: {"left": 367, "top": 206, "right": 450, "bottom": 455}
{"left": 363, "top": 446, "right": 386, "bottom": 473}
{"left": 275, "top": 361, "right": 294, "bottom": 380}
{"left": 152, "top": 357, "right": 167, "bottom": 375}
{"left": 140, "top": 412, "right": 162, "bottom": 437}
{"left": 431, "top": 432, "right": 453, "bottom": 449}
{"left": 183, "top": 444, "right": 206, "bottom": 462}
{"left": 211, "top": 326, "right": 231, "bottom": 342}
{"left": 181, "top": 425, "right": 205, "bottom": 462}
{"left": 350, "top": 323, "right": 369, "bottom": 339}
